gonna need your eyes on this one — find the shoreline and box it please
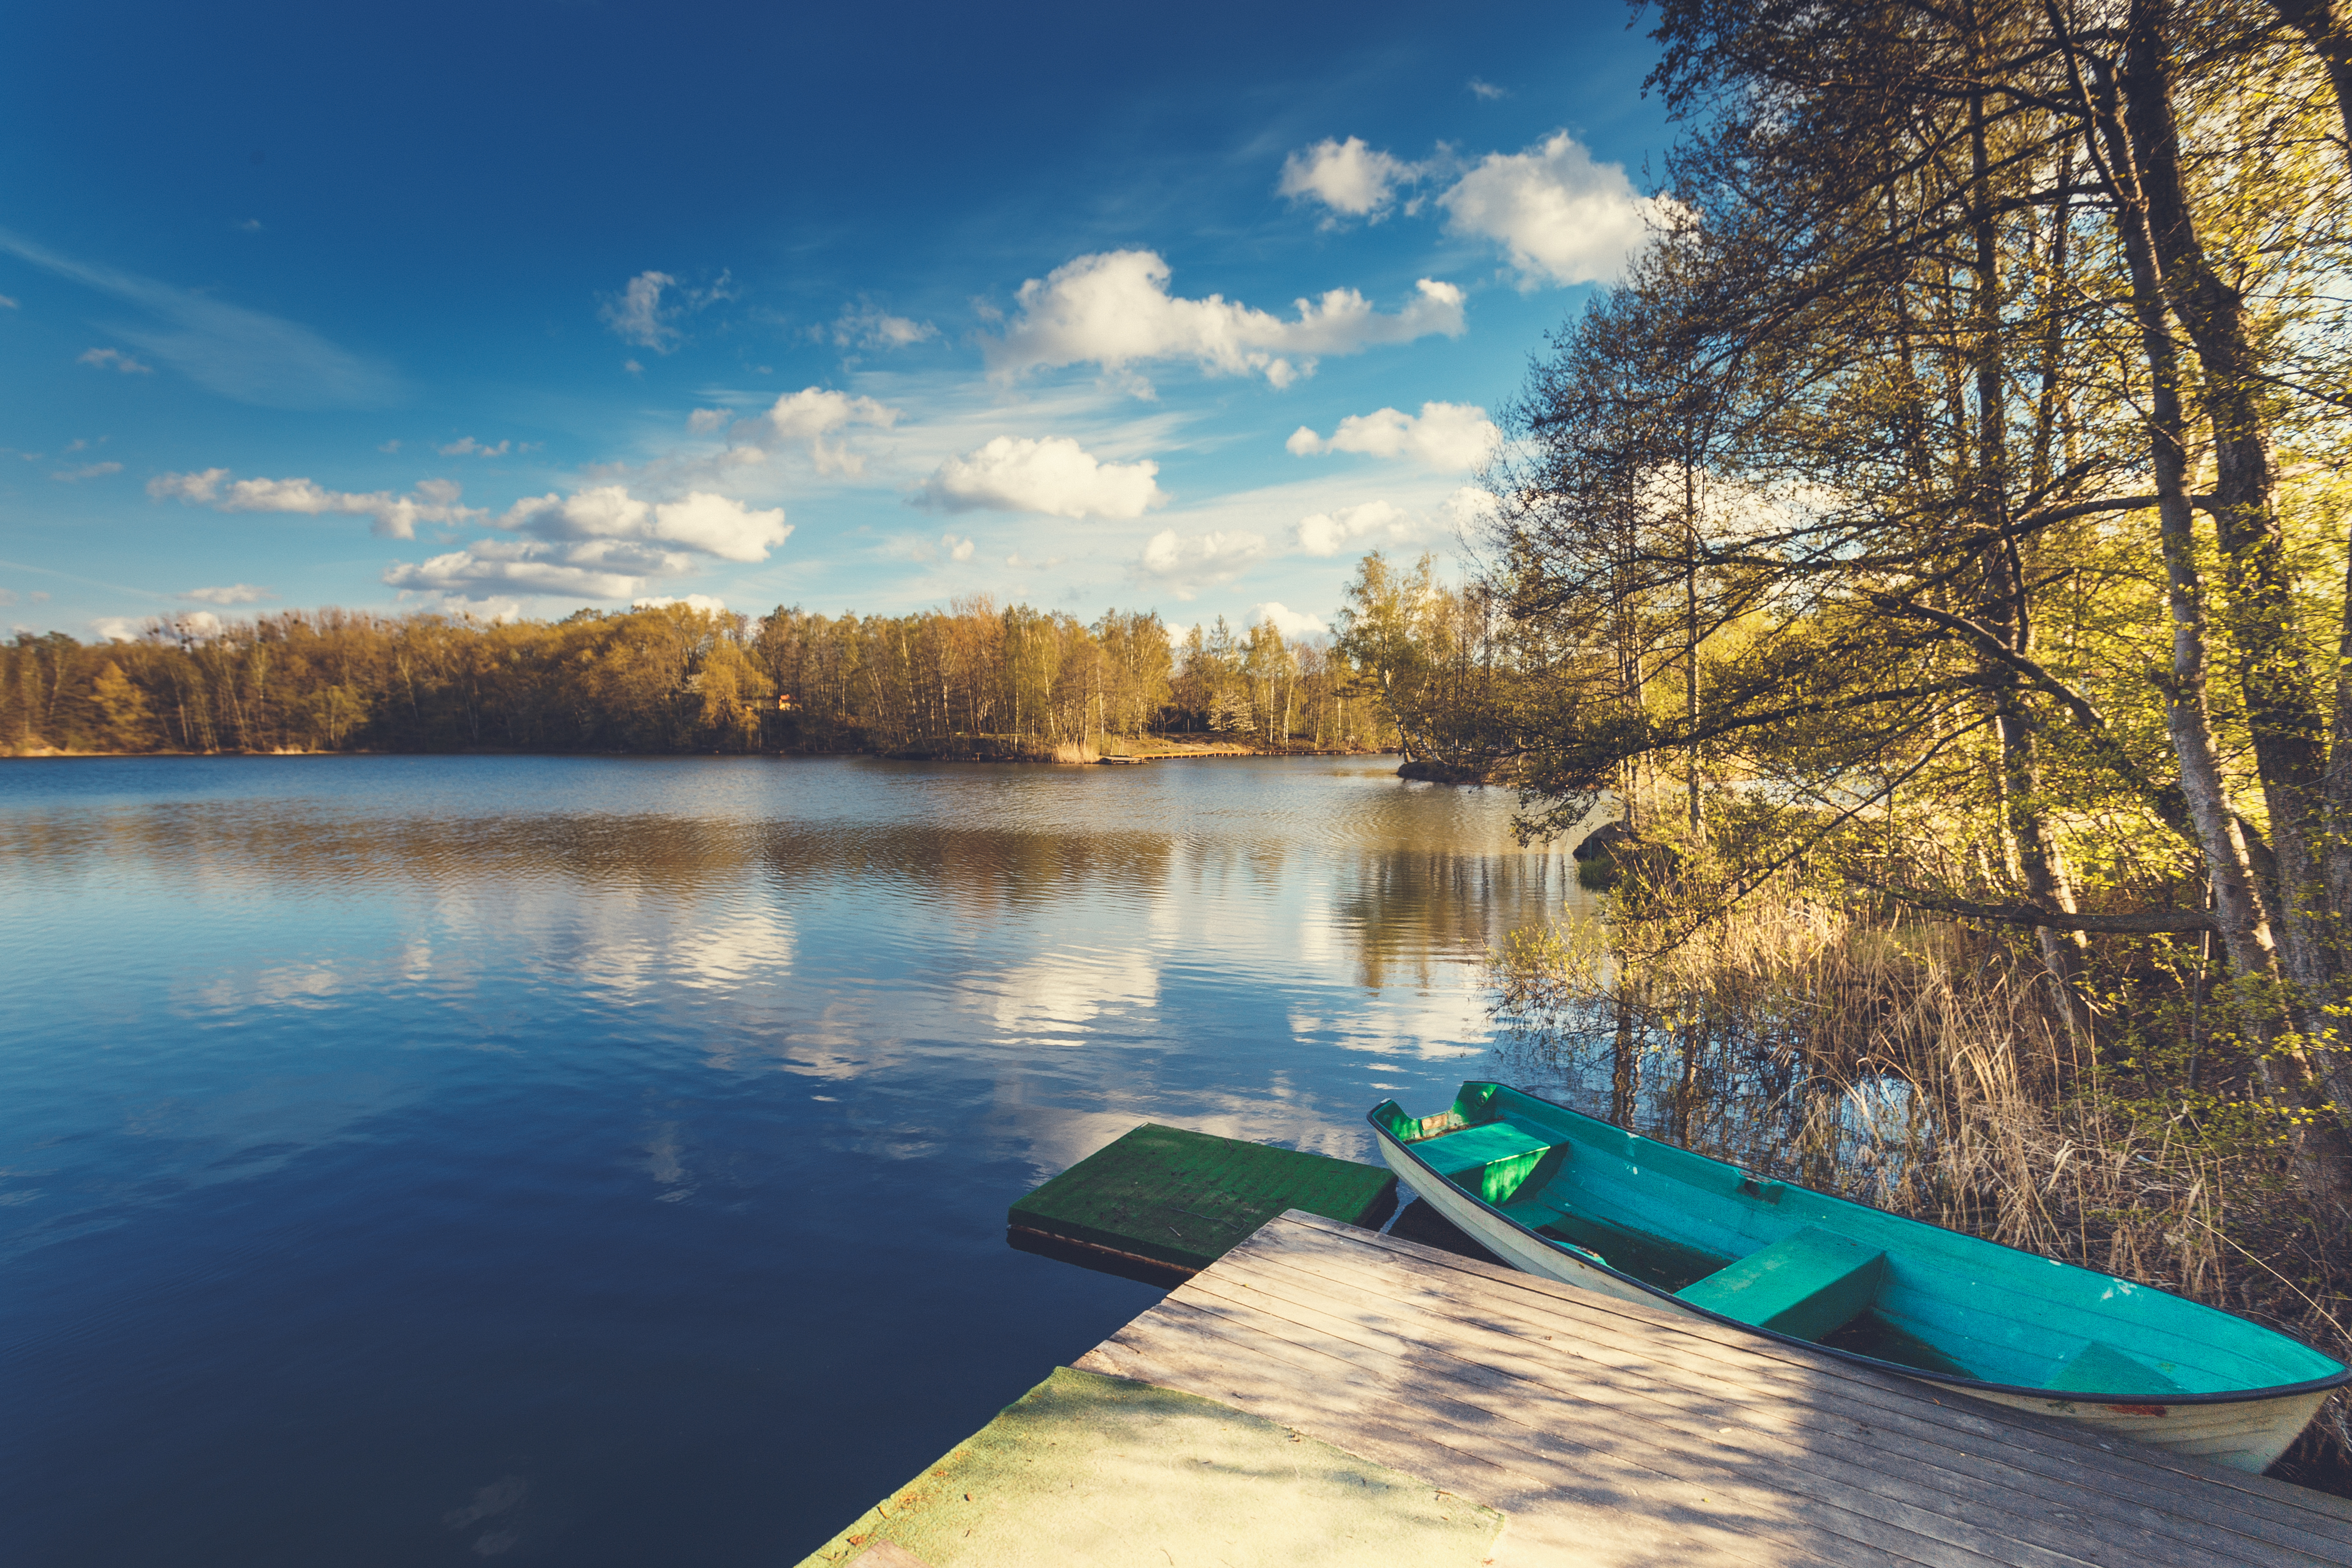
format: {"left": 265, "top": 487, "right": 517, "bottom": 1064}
{"left": 0, "top": 742, "right": 1402, "bottom": 765}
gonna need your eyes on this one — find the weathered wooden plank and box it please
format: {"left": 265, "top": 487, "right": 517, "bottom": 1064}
{"left": 1049, "top": 1210, "right": 2352, "bottom": 1568}
{"left": 1084, "top": 1308, "right": 1860, "bottom": 1568}
{"left": 1257, "top": 1219, "right": 2352, "bottom": 1564}
{"left": 1120, "top": 1287, "right": 2037, "bottom": 1568}
{"left": 1195, "top": 1246, "right": 2336, "bottom": 1568}
{"left": 1075, "top": 1332, "right": 1746, "bottom": 1568}
{"left": 850, "top": 1544, "right": 932, "bottom": 1568}
{"left": 1173, "top": 1268, "right": 2146, "bottom": 1568}
{"left": 1217, "top": 1241, "right": 2352, "bottom": 1566}
{"left": 1270, "top": 1212, "right": 2352, "bottom": 1536}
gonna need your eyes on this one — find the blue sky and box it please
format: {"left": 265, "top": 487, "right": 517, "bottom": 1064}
{"left": 1, "top": 0, "right": 1669, "bottom": 642}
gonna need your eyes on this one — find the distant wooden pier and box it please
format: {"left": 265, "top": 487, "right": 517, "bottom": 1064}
{"left": 808, "top": 1210, "right": 2352, "bottom": 1565}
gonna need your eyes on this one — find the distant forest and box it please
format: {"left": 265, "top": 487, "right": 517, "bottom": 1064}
{"left": 0, "top": 551, "right": 1496, "bottom": 760}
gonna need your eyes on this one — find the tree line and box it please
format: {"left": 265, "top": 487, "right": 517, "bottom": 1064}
{"left": 0, "top": 567, "right": 1486, "bottom": 760}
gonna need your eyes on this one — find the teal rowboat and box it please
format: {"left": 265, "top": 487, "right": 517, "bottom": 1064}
{"left": 1371, "top": 1082, "right": 2350, "bottom": 1472}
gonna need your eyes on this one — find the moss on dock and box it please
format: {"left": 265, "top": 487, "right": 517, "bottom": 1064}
{"left": 794, "top": 1367, "right": 1504, "bottom": 1567}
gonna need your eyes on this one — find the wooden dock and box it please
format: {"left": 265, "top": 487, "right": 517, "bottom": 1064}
{"left": 1008, "top": 1122, "right": 1396, "bottom": 1280}
{"left": 1074, "top": 1210, "right": 2352, "bottom": 1568}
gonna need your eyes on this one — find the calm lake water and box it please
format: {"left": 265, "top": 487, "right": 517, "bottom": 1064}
{"left": 0, "top": 754, "right": 1581, "bottom": 1565}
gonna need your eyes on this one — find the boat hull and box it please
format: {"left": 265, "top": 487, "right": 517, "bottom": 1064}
{"left": 1374, "top": 1127, "right": 2327, "bottom": 1473}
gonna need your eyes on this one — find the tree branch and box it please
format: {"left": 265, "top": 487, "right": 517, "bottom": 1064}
{"left": 1847, "top": 873, "right": 2216, "bottom": 932}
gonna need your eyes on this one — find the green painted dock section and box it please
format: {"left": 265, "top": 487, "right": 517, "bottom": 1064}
{"left": 1006, "top": 1123, "right": 1396, "bottom": 1276}
{"left": 793, "top": 1366, "right": 1503, "bottom": 1568}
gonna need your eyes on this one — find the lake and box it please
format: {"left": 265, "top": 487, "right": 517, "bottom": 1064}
{"left": 0, "top": 754, "right": 1582, "bottom": 1565}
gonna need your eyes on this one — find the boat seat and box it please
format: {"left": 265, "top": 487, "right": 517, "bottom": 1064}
{"left": 1413, "top": 1121, "right": 1560, "bottom": 1205}
{"left": 1675, "top": 1226, "right": 1886, "bottom": 1341}
{"left": 2046, "top": 1338, "right": 2183, "bottom": 1396}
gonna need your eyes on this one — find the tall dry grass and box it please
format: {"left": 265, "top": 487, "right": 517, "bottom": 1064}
{"left": 1491, "top": 876, "right": 2352, "bottom": 1476}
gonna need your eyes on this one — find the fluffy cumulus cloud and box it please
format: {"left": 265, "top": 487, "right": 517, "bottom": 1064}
{"left": 921, "top": 436, "right": 1167, "bottom": 520}
{"left": 496, "top": 487, "right": 788, "bottom": 563}
{"left": 384, "top": 539, "right": 669, "bottom": 600}
{"left": 438, "top": 436, "right": 511, "bottom": 457}
{"left": 1287, "top": 401, "right": 1500, "bottom": 471}
{"left": 749, "top": 386, "right": 901, "bottom": 475}
{"left": 632, "top": 594, "right": 729, "bottom": 613}
{"left": 986, "top": 251, "right": 1465, "bottom": 390}
{"left": 1250, "top": 601, "right": 1329, "bottom": 638}
{"left": 148, "top": 469, "right": 482, "bottom": 539}
{"left": 1137, "top": 528, "right": 1266, "bottom": 597}
{"left": 384, "top": 486, "right": 788, "bottom": 602}
{"left": 186, "top": 583, "right": 270, "bottom": 605}
{"left": 1438, "top": 132, "right": 1666, "bottom": 287}
{"left": 1278, "top": 130, "right": 1662, "bottom": 288}
{"left": 1277, "top": 137, "right": 1420, "bottom": 220}
{"left": 1294, "top": 500, "right": 1412, "bottom": 557}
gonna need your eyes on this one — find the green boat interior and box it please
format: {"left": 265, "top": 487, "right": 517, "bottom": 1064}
{"left": 1373, "top": 1083, "right": 2344, "bottom": 1398}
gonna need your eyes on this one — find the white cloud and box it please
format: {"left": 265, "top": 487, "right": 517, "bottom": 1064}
{"left": 1273, "top": 131, "right": 1661, "bottom": 290}
{"left": 1287, "top": 401, "right": 1500, "bottom": 471}
{"left": 942, "top": 533, "right": 976, "bottom": 562}
{"left": 391, "top": 591, "right": 527, "bottom": 623}
{"left": 985, "top": 250, "right": 1465, "bottom": 390}
{"left": 750, "top": 386, "right": 902, "bottom": 476}
{"left": 1295, "top": 500, "right": 1412, "bottom": 557}
{"left": 1442, "top": 485, "right": 1502, "bottom": 534}
{"left": 1468, "top": 77, "right": 1509, "bottom": 100}
{"left": 1438, "top": 131, "right": 1663, "bottom": 288}
{"left": 150, "top": 610, "right": 225, "bottom": 640}
{"left": 386, "top": 485, "right": 789, "bottom": 603}
{"left": 1137, "top": 528, "right": 1266, "bottom": 597}
{"left": 496, "top": 487, "right": 788, "bottom": 563}
{"left": 687, "top": 407, "right": 732, "bottom": 434}
{"left": 599, "top": 269, "right": 733, "bottom": 353}
{"left": 1250, "top": 601, "right": 1329, "bottom": 638}
{"left": 0, "top": 231, "right": 400, "bottom": 408}
{"left": 51, "top": 460, "right": 124, "bottom": 482}
{"left": 187, "top": 583, "right": 270, "bottom": 604}
{"left": 79, "top": 346, "right": 153, "bottom": 374}
{"left": 148, "top": 469, "right": 483, "bottom": 539}
{"left": 632, "top": 594, "right": 729, "bottom": 614}
{"left": 0, "top": 294, "right": 17, "bottom": 309}
{"left": 91, "top": 616, "right": 142, "bottom": 642}
{"left": 921, "top": 436, "right": 1167, "bottom": 519}
{"left": 438, "top": 436, "right": 511, "bottom": 457}
{"left": 1277, "top": 137, "right": 1421, "bottom": 220}
{"left": 834, "top": 303, "right": 937, "bottom": 349}
{"left": 759, "top": 386, "right": 899, "bottom": 439}
{"left": 602, "top": 270, "right": 679, "bottom": 352}
{"left": 386, "top": 539, "right": 671, "bottom": 600}
{"left": 379, "top": 439, "right": 401, "bottom": 453}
